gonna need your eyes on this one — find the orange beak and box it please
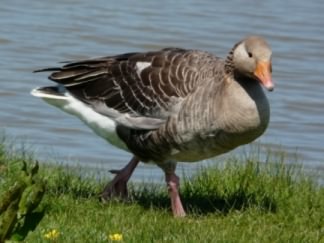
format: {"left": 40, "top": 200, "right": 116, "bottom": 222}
{"left": 254, "top": 61, "right": 274, "bottom": 91}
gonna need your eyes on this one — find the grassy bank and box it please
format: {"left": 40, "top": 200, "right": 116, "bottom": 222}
{"left": 0, "top": 142, "right": 323, "bottom": 242}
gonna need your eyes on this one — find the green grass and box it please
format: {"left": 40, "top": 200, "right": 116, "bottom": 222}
{"left": 0, "top": 141, "right": 323, "bottom": 242}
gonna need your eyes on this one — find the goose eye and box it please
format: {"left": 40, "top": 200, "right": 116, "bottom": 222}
{"left": 248, "top": 52, "right": 253, "bottom": 58}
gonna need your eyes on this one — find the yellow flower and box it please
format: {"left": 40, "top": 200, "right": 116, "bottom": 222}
{"left": 44, "top": 229, "right": 60, "bottom": 240}
{"left": 109, "top": 233, "right": 123, "bottom": 241}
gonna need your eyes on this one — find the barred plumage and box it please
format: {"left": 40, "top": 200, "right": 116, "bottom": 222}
{"left": 32, "top": 35, "right": 274, "bottom": 217}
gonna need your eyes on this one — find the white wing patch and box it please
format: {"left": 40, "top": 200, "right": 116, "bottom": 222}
{"left": 135, "top": 62, "right": 151, "bottom": 76}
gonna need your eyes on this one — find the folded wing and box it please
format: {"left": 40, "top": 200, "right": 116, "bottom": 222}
{"left": 35, "top": 48, "right": 218, "bottom": 129}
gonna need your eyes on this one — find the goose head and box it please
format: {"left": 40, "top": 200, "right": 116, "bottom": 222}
{"left": 232, "top": 36, "right": 274, "bottom": 91}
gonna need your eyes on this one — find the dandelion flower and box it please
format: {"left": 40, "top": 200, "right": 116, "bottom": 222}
{"left": 44, "top": 229, "right": 60, "bottom": 240}
{"left": 109, "top": 233, "right": 123, "bottom": 241}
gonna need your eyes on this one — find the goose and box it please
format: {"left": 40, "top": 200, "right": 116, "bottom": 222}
{"left": 32, "top": 35, "right": 274, "bottom": 217}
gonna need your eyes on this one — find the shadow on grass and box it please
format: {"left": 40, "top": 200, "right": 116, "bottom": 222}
{"left": 132, "top": 187, "right": 277, "bottom": 216}
{"left": 13, "top": 210, "right": 45, "bottom": 240}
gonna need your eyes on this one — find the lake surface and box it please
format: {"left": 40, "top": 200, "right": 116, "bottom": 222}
{"left": 1, "top": 0, "right": 324, "bottom": 182}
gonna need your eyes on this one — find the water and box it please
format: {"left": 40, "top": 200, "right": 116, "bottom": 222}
{"left": 1, "top": 0, "right": 324, "bottom": 181}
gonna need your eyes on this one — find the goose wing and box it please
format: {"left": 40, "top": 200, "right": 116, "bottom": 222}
{"left": 36, "top": 48, "right": 219, "bottom": 129}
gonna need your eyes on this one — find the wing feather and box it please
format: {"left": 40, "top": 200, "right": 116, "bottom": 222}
{"left": 36, "top": 48, "right": 220, "bottom": 129}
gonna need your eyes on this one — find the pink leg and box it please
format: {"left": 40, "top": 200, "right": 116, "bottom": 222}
{"left": 165, "top": 173, "right": 186, "bottom": 217}
{"left": 101, "top": 156, "right": 139, "bottom": 200}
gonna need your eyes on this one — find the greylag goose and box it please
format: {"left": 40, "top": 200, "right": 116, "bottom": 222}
{"left": 32, "top": 35, "right": 274, "bottom": 217}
